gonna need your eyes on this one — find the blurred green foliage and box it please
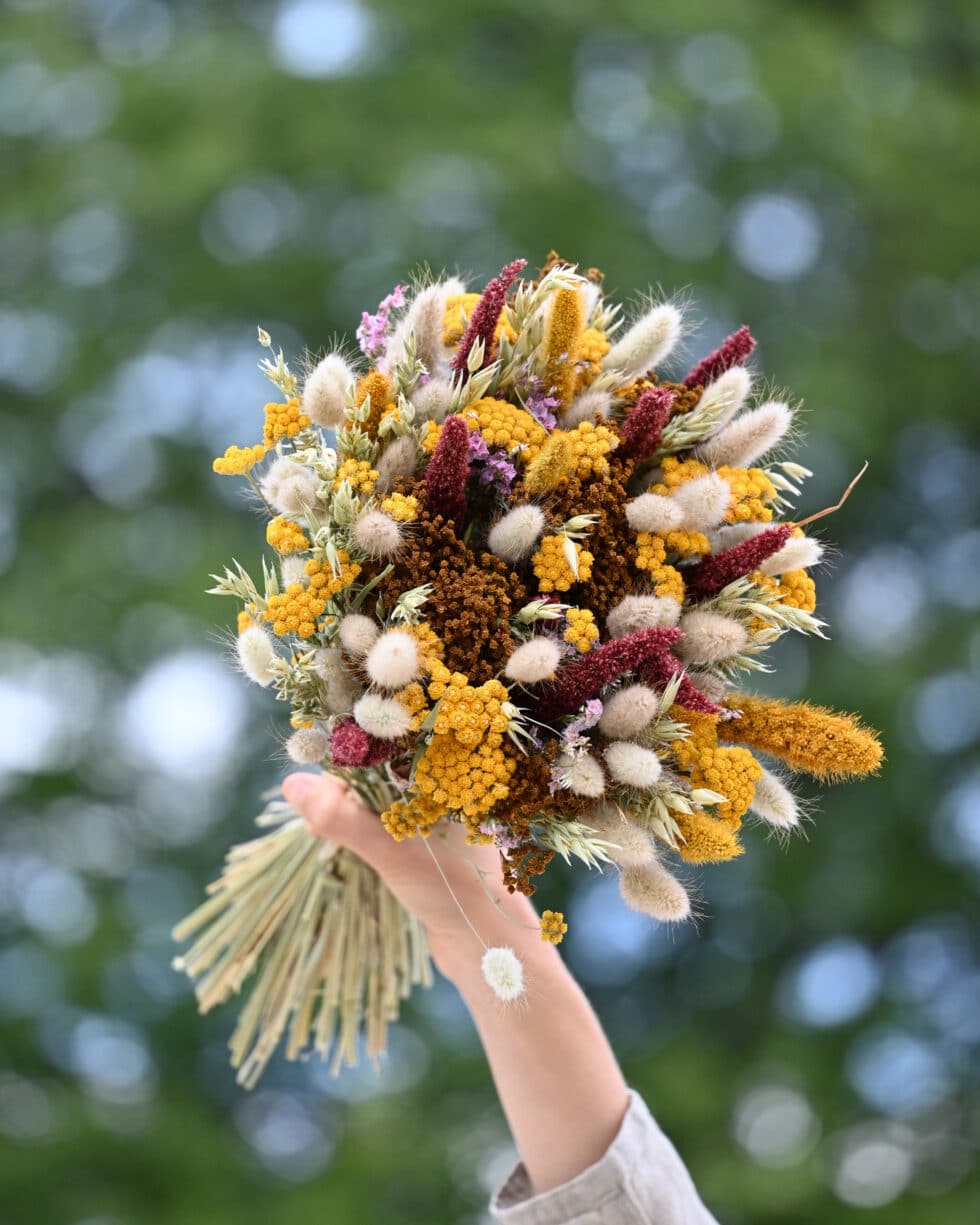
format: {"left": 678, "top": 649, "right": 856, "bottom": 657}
{"left": 1, "top": 1, "right": 979, "bottom": 1222}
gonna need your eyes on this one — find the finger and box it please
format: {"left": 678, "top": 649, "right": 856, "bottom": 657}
{"left": 281, "top": 771, "right": 407, "bottom": 869}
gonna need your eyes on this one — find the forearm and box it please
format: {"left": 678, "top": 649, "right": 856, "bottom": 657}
{"left": 435, "top": 916, "right": 630, "bottom": 1195}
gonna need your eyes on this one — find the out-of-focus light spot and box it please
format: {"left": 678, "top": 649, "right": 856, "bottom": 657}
{"left": 731, "top": 193, "right": 822, "bottom": 282}
{"left": 201, "top": 178, "right": 304, "bottom": 265}
{"left": 397, "top": 155, "right": 495, "bottom": 231}
{"left": 0, "top": 1073, "right": 56, "bottom": 1141}
{"left": 0, "top": 308, "right": 76, "bottom": 393}
{"left": 574, "top": 65, "right": 651, "bottom": 143}
{"left": 777, "top": 938, "right": 881, "bottom": 1028}
{"left": 567, "top": 874, "right": 687, "bottom": 985}
{"left": 119, "top": 864, "right": 197, "bottom": 932}
{"left": 883, "top": 917, "right": 973, "bottom": 1004}
{"left": 50, "top": 204, "right": 130, "bottom": 287}
{"left": 91, "top": 0, "right": 175, "bottom": 66}
{"left": 932, "top": 770, "right": 980, "bottom": 867}
{"left": 703, "top": 93, "right": 781, "bottom": 159}
{"left": 119, "top": 650, "right": 247, "bottom": 781}
{"left": 19, "top": 863, "right": 97, "bottom": 947}
{"left": 648, "top": 181, "right": 725, "bottom": 261}
{"left": 234, "top": 1091, "right": 336, "bottom": 1181}
{"left": 897, "top": 424, "right": 979, "bottom": 526}
{"left": 842, "top": 41, "right": 914, "bottom": 116}
{"left": 309, "top": 1026, "right": 430, "bottom": 1101}
{"left": 733, "top": 1084, "right": 820, "bottom": 1167}
{"left": 73, "top": 423, "right": 162, "bottom": 506}
{"left": 38, "top": 66, "right": 120, "bottom": 141}
{"left": 925, "top": 970, "right": 980, "bottom": 1046}
{"left": 0, "top": 645, "right": 101, "bottom": 778}
{"left": 932, "top": 530, "right": 980, "bottom": 610}
{"left": 896, "top": 277, "right": 968, "bottom": 353}
{"left": 835, "top": 545, "right": 926, "bottom": 658}
{"left": 272, "top": 0, "right": 375, "bottom": 80}
{"left": 676, "top": 32, "right": 755, "bottom": 104}
{"left": 847, "top": 1028, "right": 952, "bottom": 1117}
{"left": 0, "top": 59, "right": 51, "bottom": 135}
{"left": 69, "top": 1015, "right": 157, "bottom": 1105}
{"left": 829, "top": 1121, "right": 914, "bottom": 1207}
{"left": 913, "top": 671, "right": 980, "bottom": 755}
{"left": 0, "top": 942, "right": 64, "bottom": 1018}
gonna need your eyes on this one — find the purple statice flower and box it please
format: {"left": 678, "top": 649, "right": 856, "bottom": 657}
{"left": 480, "top": 820, "right": 523, "bottom": 853}
{"left": 356, "top": 282, "right": 407, "bottom": 360}
{"left": 514, "top": 361, "right": 561, "bottom": 429}
{"left": 467, "top": 429, "right": 489, "bottom": 462}
{"left": 560, "top": 698, "right": 603, "bottom": 756}
{"left": 478, "top": 450, "right": 517, "bottom": 494}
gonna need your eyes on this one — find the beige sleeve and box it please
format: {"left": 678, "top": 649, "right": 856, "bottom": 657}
{"left": 488, "top": 1089, "right": 719, "bottom": 1224}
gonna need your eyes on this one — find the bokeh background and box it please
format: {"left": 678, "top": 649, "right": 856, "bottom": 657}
{"left": 2, "top": 0, "right": 979, "bottom": 1221}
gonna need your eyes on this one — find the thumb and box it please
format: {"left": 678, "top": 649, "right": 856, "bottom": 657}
{"left": 281, "top": 771, "right": 396, "bottom": 868}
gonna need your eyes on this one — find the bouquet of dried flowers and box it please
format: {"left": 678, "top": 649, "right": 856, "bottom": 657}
{"left": 173, "top": 253, "right": 883, "bottom": 1087}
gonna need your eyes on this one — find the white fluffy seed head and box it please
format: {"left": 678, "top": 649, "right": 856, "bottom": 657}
{"left": 352, "top": 509, "right": 403, "bottom": 559}
{"left": 410, "top": 376, "right": 455, "bottom": 423}
{"left": 706, "top": 521, "right": 767, "bottom": 554}
{"left": 562, "top": 387, "right": 615, "bottom": 427}
{"left": 686, "top": 670, "right": 730, "bottom": 702}
{"left": 604, "top": 302, "right": 683, "bottom": 379}
{"left": 750, "top": 766, "right": 800, "bottom": 828}
{"left": 505, "top": 637, "right": 563, "bottom": 685}
{"left": 302, "top": 353, "right": 353, "bottom": 428}
{"left": 314, "top": 648, "right": 359, "bottom": 714}
{"left": 583, "top": 801, "right": 654, "bottom": 866}
{"left": 353, "top": 692, "right": 413, "bottom": 739}
{"left": 374, "top": 435, "right": 418, "bottom": 494}
{"left": 280, "top": 555, "right": 307, "bottom": 586}
{"left": 481, "top": 946, "right": 525, "bottom": 1001}
{"left": 260, "top": 457, "right": 318, "bottom": 517}
{"left": 671, "top": 473, "right": 731, "bottom": 532}
{"left": 598, "top": 685, "right": 661, "bottom": 739}
{"left": 286, "top": 727, "right": 330, "bottom": 764}
{"left": 365, "top": 630, "right": 420, "bottom": 690}
{"left": 236, "top": 625, "right": 277, "bottom": 687}
{"left": 381, "top": 278, "right": 465, "bottom": 376}
{"left": 698, "top": 400, "right": 793, "bottom": 469}
{"left": 625, "top": 492, "right": 683, "bottom": 534}
{"left": 760, "top": 534, "right": 824, "bottom": 576}
{"left": 488, "top": 505, "right": 547, "bottom": 563}
{"left": 604, "top": 741, "right": 663, "bottom": 789}
{"left": 619, "top": 861, "right": 691, "bottom": 922}
{"left": 696, "top": 365, "right": 752, "bottom": 431}
{"left": 677, "top": 610, "right": 749, "bottom": 664}
{"left": 606, "top": 594, "right": 681, "bottom": 639}
{"left": 338, "top": 613, "right": 379, "bottom": 656}
{"left": 556, "top": 753, "right": 606, "bottom": 798}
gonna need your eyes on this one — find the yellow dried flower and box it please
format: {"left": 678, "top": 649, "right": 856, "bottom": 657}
{"left": 266, "top": 516, "right": 308, "bottom": 555}
{"left": 334, "top": 457, "right": 378, "bottom": 494}
{"left": 675, "top": 808, "right": 744, "bottom": 863}
{"left": 406, "top": 621, "right": 445, "bottom": 668}
{"left": 651, "top": 456, "right": 776, "bottom": 523}
{"left": 237, "top": 605, "right": 259, "bottom": 633}
{"left": 564, "top": 420, "right": 619, "bottom": 480}
{"left": 442, "top": 293, "right": 517, "bottom": 347}
{"left": 564, "top": 607, "right": 599, "bottom": 652}
{"left": 213, "top": 443, "right": 267, "bottom": 475}
{"left": 421, "top": 420, "right": 441, "bottom": 454}
{"left": 381, "top": 492, "right": 419, "bottom": 522}
{"left": 524, "top": 431, "right": 575, "bottom": 496}
{"left": 380, "top": 793, "right": 443, "bottom": 841}
{"left": 661, "top": 529, "right": 711, "bottom": 558}
{"left": 634, "top": 533, "right": 686, "bottom": 601}
{"left": 355, "top": 369, "right": 393, "bottom": 435}
{"left": 575, "top": 327, "right": 610, "bottom": 391}
{"left": 464, "top": 397, "right": 548, "bottom": 462}
{"left": 263, "top": 398, "right": 309, "bottom": 448}
{"left": 540, "top": 909, "right": 568, "bottom": 945}
{"left": 669, "top": 706, "right": 762, "bottom": 825}
{"left": 394, "top": 681, "right": 429, "bottom": 731}
{"left": 532, "top": 534, "right": 594, "bottom": 593}
{"left": 544, "top": 286, "right": 585, "bottom": 408}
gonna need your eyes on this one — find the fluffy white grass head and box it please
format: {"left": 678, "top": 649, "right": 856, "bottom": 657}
{"left": 481, "top": 947, "right": 525, "bottom": 1001}
{"left": 619, "top": 860, "right": 691, "bottom": 922}
{"left": 352, "top": 509, "right": 403, "bottom": 560}
{"left": 606, "top": 594, "right": 681, "bottom": 638}
{"left": 696, "top": 365, "right": 752, "bottom": 431}
{"left": 365, "top": 630, "right": 420, "bottom": 690}
{"left": 671, "top": 473, "right": 730, "bottom": 532}
{"left": 374, "top": 436, "right": 417, "bottom": 494}
{"left": 677, "top": 610, "right": 748, "bottom": 664}
{"left": 286, "top": 727, "right": 330, "bottom": 765}
{"left": 410, "top": 376, "right": 454, "bottom": 423}
{"left": 556, "top": 753, "right": 606, "bottom": 798}
{"left": 380, "top": 277, "right": 464, "bottom": 376}
{"left": 302, "top": 353, "right": 353, "bottom": 428}
{"left": 338, "top": 613, "right": 379, "bottom": 656}
{"left": 236, "top": 625, "right": 277, "bottom": 687}
{"left": 353, "top": 692, "right": 413, "bottom": 739}
{"left": 488, "top": 504, "right": 546, "bottom": 563}
{"left": 505, "top": 637, "right": 562, "bottom": 685}
{"left": 583, "top": 801, "right": 654, "bottom": 866}
{"left": 604, "top": 741, "right": 663, "bottom": 789}
{"left": 706, "top": 521, "right": 767, "bottom": 553}
{"left": 698, "top": 399, "right": 792, "bottom": 469}
{"left": 562, "top": 387, "right": 614, "bottom": 428}
{"left": 750, "top": 766, "right": 800, "bottom": 828}
{"left": 260, "top": 457, "right": 318, "bottom": 518}
{"left": 760, "top": 534, "right": 824, "bottom": 576}
{"left": 598, "top": 684, "right": 661, "bottom": 739}
{"left": 280, "top": 555, "right": 307, "bottom": 586}
{"left": 625, "top": 492, "right": 683, "bottom": 534}
{"left": 686, "top": 670, "right": 730, "bottom": 703}
{"left": 604, "top": 302, "right": 683, "bottom": 380}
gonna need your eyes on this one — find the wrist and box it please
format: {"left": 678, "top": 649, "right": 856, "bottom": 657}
{"left": 429, "top": 902, "right": 563, "bottom": 991}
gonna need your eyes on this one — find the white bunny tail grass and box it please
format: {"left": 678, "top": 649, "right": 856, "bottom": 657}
{"left": 481, "top": 946, "right": 525, "bottom": 1001}
{"left": 685, "top": 670, "right": 731, "bottom": 703}
{"left": 302, "top": 353, "right": 354, "bottom": 428}
{"left": 556, "top": 753, "right": 606, "bottom": 798}
{"left": 410, "top": 375, "right": 455, "bottom": 423}
{"left": 604, "top": 741, "right": 663, "bottom": 789}
{"left": 625, "top": 492, "right": 683, "bottom": 534}
{"left": 353, "top": 692, "right": 414, "bottom": 739}
{"left": 351, "top": 509, "right": 403, "bottom": 560}
{"left": 237, "top": 625, "right": 278, "bottom": 687}
{"left": 598, "top": 684, "right": 661, "bottom": 739}
{"left": 172, "top": 796, "right": 431, "bottom": 1087}
{"left": 374, "top": 436, "right": 418, "bottom": 494}
{"left": 280, "top": 554, "right": 307, "bottom": 586}
{"left": 671, "top": 473, "right": 731, "bottom": 533}
{"left": 760, "top": 534, "right": 825, "bottom": 576}
{"left": 582, "top": 801, "right": 654, "bottom": 866}
{"left": 698, "top": 399, "right": 793, "bottom": 469}
{"left": 314, "top": 647, "right": 359, "bottom": 715}
{"left": 286, "top": 726, "right": 331, "bottom": 764}
{"left": 603, "top": 302, "right": 683, "bottom": 379}
{"left": 505, "top": 636, "right": 563, "bottom": 684}
{"left": 606, "top": 594, "right": 681, "bottom": 639}
{"left": 706, "top": 521, "right": 768, "bottom": 553}
{"left": 488, "top": 504, "right": 547, "bottom": 563}
{"left": 619, "top": 859, "right": 691, "bottom": 922}
{"left": 381, "top": 277, "right": 465, "bottom": 376}
{"left": 750, "top": 766, "right": 801, "bottom": 830}
{"left": 695, "top": 365, "right": 753, "bottom": 432}
{"left": 338, "top": 613, "right": 379, "bottom": 656}
{"left": 260, "top": 456, "right": 318, "bottom": 517}
{"left": 562, "top": 386, "right": 615, "bottom": 427}
{"left": 677, "top": 610, "right": 749, "bottom": 665}
{"left": 365, "top": 630, "right": 421, "bottom": 690}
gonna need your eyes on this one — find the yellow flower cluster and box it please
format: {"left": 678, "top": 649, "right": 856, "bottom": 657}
{"left": 669, "top": 706, "right": 762, "bottom": 827}
{"left": 381, "top": 492, "right": 419, "bottom": 522}
{"left": 427, "top": 661, "right": 510, "bottom": 746}
{"left": 395, "top": 682, "right": 429, "bottom": 732}
{"left": 540, "top": 910, "right": 568, "bottom": 945}
{"left": 414, "top": 730, "right": 515, "bottom": 823}
{"left": 442, "top": 294, "right": 517, "bottom": 347}
{"left": 532, "top": 535, "right": 595, "bottom": 593}
{"left": 575, "top": 327, "right": 610, "bottom": 391}
{"left": 564, "top": 420, "right": 619, "bottom": 480}
{"left": 544, "top": 287, "right": 585, "bottom": 408}
{"left": 213, "top": 443, "right": 267, "bottom": 475}
{"left": 564, "top": 607, "right": 599, "bottom": 652}
{"left": 674, "top": 808, "right": 744, "bottom": 864}
{"left": 464, "top": 397, "right": 548, "bottom": 462}
{"left": 406, "top": 621, "right": 445, "bottom": 667}
{"left": 633, "top": 533, "right": 686, "bottom": 601}
{"left": 263, "top": 398, "right": 309, "bottom": 448}
{"left": 651, "top": 457, "right": 776, "bottom": 523}
{"left": 380, "top": 793, "right": 443, "bottom": 841}
{"left": 265, "top": 579, "right": 327, "bottom": 639}
{"left": 661, "top": 529, "right": 710, "bottom": 558}
{"left": 314, "top": 553, "right": 361, "bottom": 597}
{"left": 355, "top": 370, "right": 393, "bottom": 434}
{"left": 747, "top": 568, "right": 818, "bottom": 632}
{"left": 237, "top": 605, "right": 259, "bottom": 633}
{"left": 266, "top": 516, "right": 308, "bottom": 555}
{"left": 334, "top": 457, "right": 378, "bottom": 494}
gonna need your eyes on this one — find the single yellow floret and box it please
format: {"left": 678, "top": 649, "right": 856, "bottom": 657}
{"left": 266, "top": 516, "right": 308, "bottom": 555}
{"left": 540, "top": 910, "right": 568, "bottom": 945}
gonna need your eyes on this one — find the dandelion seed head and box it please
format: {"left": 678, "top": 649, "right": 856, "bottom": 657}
{"left": 352, "top": 509, "right": 403, "bottom": 559}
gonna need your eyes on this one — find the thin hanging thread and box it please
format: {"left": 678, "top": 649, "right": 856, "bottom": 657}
{"left": 422, "top": 836, "right": 488, "bottom": 951}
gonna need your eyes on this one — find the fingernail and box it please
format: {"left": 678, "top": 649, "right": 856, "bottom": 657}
{"left": 283, "top": 773, "right": 315, "bottom": 805}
